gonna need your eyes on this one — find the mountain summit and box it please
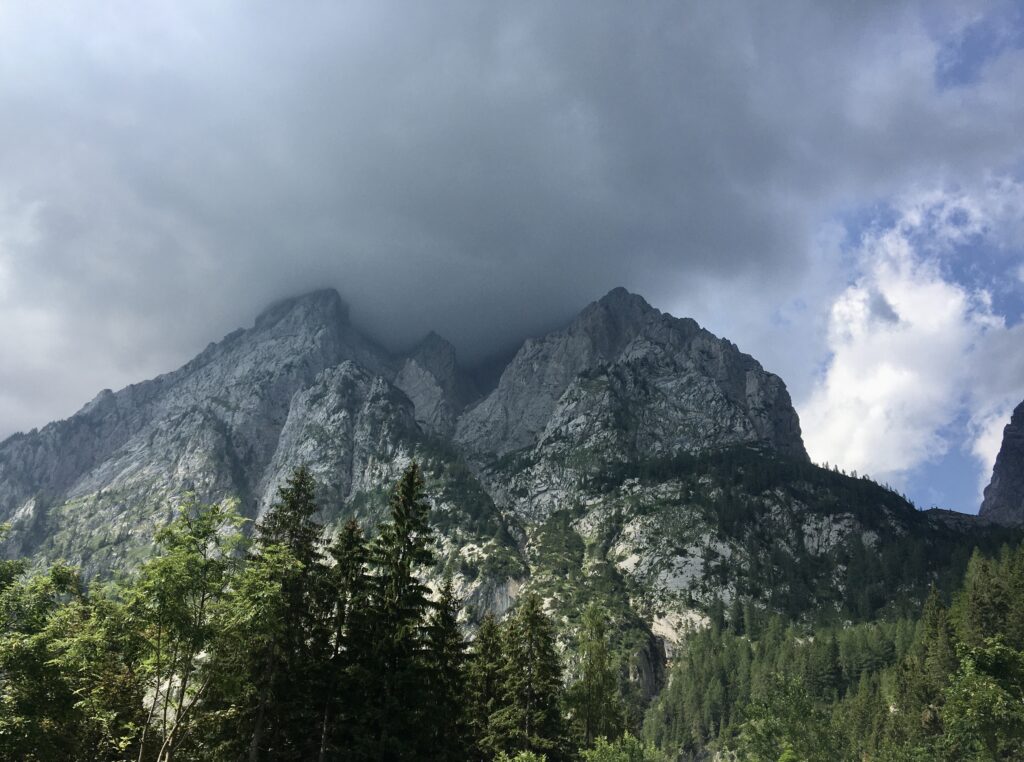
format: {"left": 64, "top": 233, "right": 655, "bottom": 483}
{"left": 1, "top": 286, "right": 1009, "bottom": 680}
{"left": 0, "top": 287, "right": 807, "bottom": 553}
{"left": 456, "top": 287, "right": 806, "bottom": 462}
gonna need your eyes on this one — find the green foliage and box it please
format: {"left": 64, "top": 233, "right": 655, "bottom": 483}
{"left": 0, "top": 563, "right": 90, "bottom": 760}
{"left": 580, "top": 733, "right": 666, "bottom": 762}
{"left": 6, "top": 456, "right": 1024, "bottom": 761}
{"left": 495, "top": 752, "right": 547, "bottom": 762}
{"left": 566, "top": 603, "right": 625, "bottom": 746}
{"left": 361, "top": 462, "right": 439, "bottom": 759}
{"left": 129, "top": 498, "right": 245, "bottom": 761}
{"left": 319, "top": 517, "right": 372, "bottom": 757}
{"left": 942, "top": 638, "right": 1024, "bottom": 760}
{"left": 645, "top": 541, "right": 1024, "bottom": 760}
{"left": 731, "top": 675, "right": 839, "bottom": 762}
{"left": 467, "top": 613, "right": 507, "bottom": 761}
{"left": 594, "top": 445, "right": 1021, "bottom": 622}
{"left": 425, "top": 576, "right": 469, "bottom": 760}
{"left": 487, "top": 593, "right": 572, "bottom": 762}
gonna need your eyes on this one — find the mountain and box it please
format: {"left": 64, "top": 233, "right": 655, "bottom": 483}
{"left": 980, "top": 399, "right": 1024, "bottom": 525}
{"left": 0, "top": 286, "right": 1014, "bottom": 697}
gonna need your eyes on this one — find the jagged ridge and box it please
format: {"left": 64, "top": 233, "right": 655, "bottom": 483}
{"left": 3, "top": 286, "right": 1014, "bottom": 700}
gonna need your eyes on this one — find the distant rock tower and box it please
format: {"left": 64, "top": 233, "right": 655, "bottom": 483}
{"left": 980, "top": 400, "right": 1024, "bottom": 525}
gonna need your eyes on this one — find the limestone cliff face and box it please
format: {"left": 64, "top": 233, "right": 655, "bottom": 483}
{"left": 394, "top": 332, "right": 476, "bottom": 437}
{"left": 0, "top": 286, "right": 839, "bottom": 579}
{"left": 0, "top": 290, "right": 410, "bottom": 564}
{"left": 453, "top": 288, "right": 806, "bottom": 522}
{"left": 256, "top": 361, "right": 421, "bottom": 515}
{"left": 455, "top": 288, "right": 806, "bottom": 463}
{"left": 3, "top": 285, "right": 998, "bottom": 700}
{"left": 980, "top": 400, "right": 1024, "bottom": 526}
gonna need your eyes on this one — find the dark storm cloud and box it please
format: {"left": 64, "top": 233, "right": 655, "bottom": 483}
{"left": 1, "top": 0, "right": 1022, "bottom": 436}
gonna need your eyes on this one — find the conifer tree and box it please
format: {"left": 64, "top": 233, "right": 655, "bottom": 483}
{"left": 319, "top": 519, "right": 371, "bottom": 761}
{"left": 227, "top": 465, "right": 329, "bottom": 762}
{"left": 364, "top": 462, "right": 437, "bottom": 759}
{"left": 889, "top": 585, "right": 958, "bottom": 744}
{"left": 257, "top": 465, "right": 323, "bottom": 567}
{"left": 489, "top": 592, "right": 571, "bottom": 761}
{"left": 953, "top": 549, "right": 1009, "bottom": 647}
{"left": 919, "top": 587, "right": 957, "bottom": 698}
{"left": 467, "top": 612, "right": 507, "bottom": 761}
{"left": 566, "top": 603, "right": 624, "bottom": 747}
{"left": 425, "top": 575, "right": 469, "bottom": 761}
{"left": 728, "top": 596, "right": 744, "bottom": 636}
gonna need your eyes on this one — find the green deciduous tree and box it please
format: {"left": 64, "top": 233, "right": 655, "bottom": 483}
{"left": 580, "top": 733, "right": 665, "bottom": 762}
{"left": 941, "top": 638, "right": 1024, "bottom": 760}
{"left": 0, "top": 563, "right": 86, "bottom": 760}
{"left": 128, "top": 499, "right": 244, "bottom": 762}
{"left": 731, "top": 675, "right": 839, "bottom": 762}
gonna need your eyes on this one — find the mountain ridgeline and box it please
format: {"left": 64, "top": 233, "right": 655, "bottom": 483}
{"left": 0, "top": 287, "right": 1019, "bottom": 699}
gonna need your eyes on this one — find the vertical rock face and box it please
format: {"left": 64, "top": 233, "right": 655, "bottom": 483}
{"left": 256, "top": 361, "right": 421, "bottom": 515}
{"left": 980, "top": 400, "right": 1024, "bottom": 526}
{"left": 0, "top": 286, "right": 811, "bottom": 567}
{"left": 0, "top": 289, "right": 403, "bottom": 564}
{"left": 455, "top": 287, "right": 807, "bottom": 462}
{"left": 393, "top": 332, "right": 476, "bottom": 437}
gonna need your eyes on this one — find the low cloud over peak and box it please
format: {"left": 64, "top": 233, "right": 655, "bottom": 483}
{"left": 1, "top": 1, "right": 1023, "bottom": 512}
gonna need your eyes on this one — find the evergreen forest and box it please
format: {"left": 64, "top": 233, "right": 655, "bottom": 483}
{"left": 2, "top": 463, "right": 1024, "bottom": 761}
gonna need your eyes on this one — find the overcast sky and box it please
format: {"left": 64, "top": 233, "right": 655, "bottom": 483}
{"left": 1, "top": 1, "right": 1023, "bottom": 513}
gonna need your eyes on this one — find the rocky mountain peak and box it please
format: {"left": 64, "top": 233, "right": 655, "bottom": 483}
{"left": 570, "top": 287, "right": 658, "bottom": 360}
{"left": 253, "top": 288, "right": 350, "bottom": 331}
{"left": 408, "top": 331, "right": 458, "bottom": 386}
{"left": 2, "top": 284, "right": 807, "bottom": 572}
{"left": 76, "top": 388, "right": 116, "bottom": 418}
{"left": 393, "top": 331, "right": 474, "bottom": 437}
{"left": 455, "top": 287, "right": 807, "bottom": 462}
{"left": 980, "top": 400, "right": 1024, "bottom": 525}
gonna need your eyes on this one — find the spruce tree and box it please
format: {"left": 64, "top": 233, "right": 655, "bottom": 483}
{"left": 319, "top": 519, "right": 372, "bottom": 761}
{"left": 566, "top": 603, "right": 624, "bottom": 747}
{"left": 425, "top": 576, "right": 469, "bottom": 761}
{"left": 467, "top": 613, "right": 507, "bottom": 761}
{"left": 226, "top": 465, "right": 329, "bottom": 762}
{"left": 257, "top": 465, "right": 323, "bottom": 567}
{"left": 364, "top": 462, "right": 437, "bottom": 759}
{"left": 953, "top": 549, "right": 1008, "bottom": 647}
{"left": 489, "top": 592, "right": 571, "bottom": 761}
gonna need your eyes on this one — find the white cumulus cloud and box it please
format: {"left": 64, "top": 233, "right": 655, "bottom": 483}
{"left": 800, "top": 180, "right": 1024, "bottom": 491}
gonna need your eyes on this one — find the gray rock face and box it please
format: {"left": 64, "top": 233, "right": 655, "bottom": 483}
{"left": 0, "top": 286, "right": 810, "bottom": 566}
{"left": 0, "top": 284, "right": 1008, "bottom": 701}
{"left": 455, "top": 287, "right": 806, "bottom": 462}
{"left": 0, "top": 289, "right": 410, "bottom": 565}
{"left": 257, "top": 361, "right": 420, "bottom": 515}
{"left": 980, "top": 400, "right": 1024, "bottom": 525}
{"left": 393, "top": 332, "right": 475, "bottom": 437}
